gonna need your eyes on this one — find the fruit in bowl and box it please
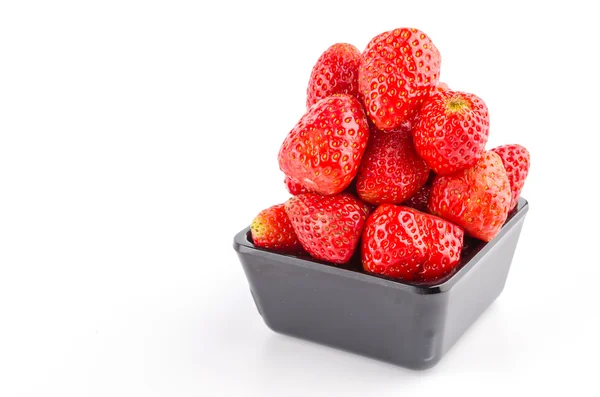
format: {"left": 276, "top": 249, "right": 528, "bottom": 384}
{"left": 235, "top": 26, "right": 531, "bottom": 369}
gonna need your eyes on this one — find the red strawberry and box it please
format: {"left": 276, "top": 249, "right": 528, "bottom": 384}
{"left": 429, "top": 151, "right": 511, "bottom": 242}
{"left": 285, "top": 193, "right": 369, "bottom": 264}
{"left": 356, "top": 128, "right": 429, "bottom": 205}
{"left": 358, "top": 27, "right": 441, "bottom": 131}
{"left": 306, "top": 43, "right": 361, "bottom": 108}
{"left": 284, "top": 176, "right": 310, "bottom": 195}
{"left": 361, "top": 205, "right": 464, "bottom": 282}
{"left": 491, "top": 144, "right": 530, "bottom": 210}
{"left": 401, "top": 183, "right": 431, "bottom": 213}
{"left": 278, "top": 94, "right": 370, "bottom": 195}
{"left": 250, "top": 204, "right": 303, "bottom": 253}
{"left": 413, "top": 90, "right": 489, "bottom": 175}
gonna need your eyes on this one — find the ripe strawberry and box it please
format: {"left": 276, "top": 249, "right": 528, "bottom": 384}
{"left": 306, "top": 43, "right": 361, "bottom": 108}
{"left": 413, "top": 90, "right": 489, "bottom": 175}
{"left": 358, "top": 27, "right": 441, "bottom": 131}
{"left": 278, "top": 94, "right": 370, "bottom": 195}
{"left": 250, "top": 204, "right": 303, "bottom": 253}
{"left": 285, "top": 193, "right": 370, "bottom": 264}
{"left": 491, "top": 144, "right": 530, "bottom": 210}
{"left": 401, "top": 183, "right": 431, "bottom": 213}
{"left": 361, "top": 205, "right": 464, "bottom": 282}
{"left": 356, "top": 128, "right": 429, "bottom": 205}
{"left": 429, "top": 151, "right": 511, "bottom": 242}
{"left": 284, "top": 176, "right": 310, "bottom": 195}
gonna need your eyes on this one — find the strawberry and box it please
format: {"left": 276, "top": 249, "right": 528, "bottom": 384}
{"left": 358, "top": 27, "right": 441, "bottom": 131}
{"left": 491, "top": 144, "right": 530, "bottom": 210}
{"left": 306, "top": 43, "right": 361, "bottom": 108}
{"left": 401, "top": 183, "right": 431, "bottom": 213}
{"left": 429, "top": 151, "right": 511, "bottom": 242}
{"left": 278, "top": 94, "right": 370, "bottom": 195}
{"left": 361, "top": 205, "right": 464, "bottom": 282}
{"left": 413, "top": 90, "right": 489, "bottom": 175}
{"left": 250, "top": 204, "right": 303, "bottom": 253}
{"left": 285, "top": 193, "right": 370, "bottom": 264}
{"left": 356, "top": 128, "right": 429, "bottom": 205}
{"left": 284, "top": 176, "right": 310, "bottom": 195}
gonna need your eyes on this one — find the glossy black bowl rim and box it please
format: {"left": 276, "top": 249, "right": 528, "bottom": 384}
{"left": 234, "top": 198, "right": 529, "bottom": 295}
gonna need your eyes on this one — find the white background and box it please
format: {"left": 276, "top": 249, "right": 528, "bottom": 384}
{"left": 1, "top": 0, "right": 599, "bottom": 396}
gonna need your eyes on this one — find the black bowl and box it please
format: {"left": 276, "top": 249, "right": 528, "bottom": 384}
{"left": 233, "top": 198, "right": 529, "bottom": 369}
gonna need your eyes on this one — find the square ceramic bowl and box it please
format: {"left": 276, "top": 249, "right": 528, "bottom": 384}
{"left": 233, "top": 198, "right": 529, "bottom": 370}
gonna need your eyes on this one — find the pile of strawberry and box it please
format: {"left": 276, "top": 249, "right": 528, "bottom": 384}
{"left": 250, "top": 28, "right": 530, "bottom": 283}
